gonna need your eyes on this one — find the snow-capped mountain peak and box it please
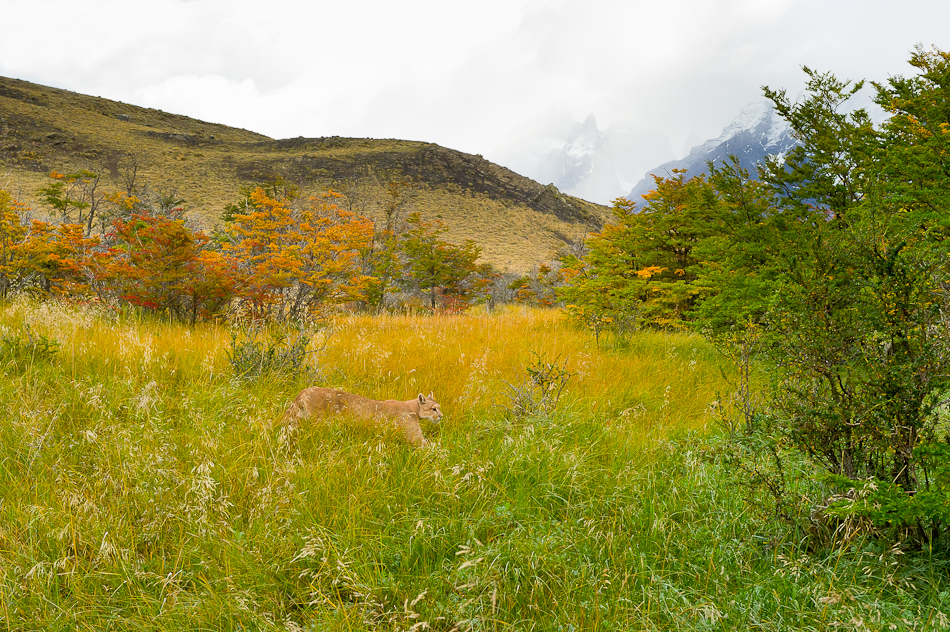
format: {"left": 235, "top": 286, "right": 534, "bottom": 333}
{"left": 628, "top": 100, "right": 797, "bottom": 202}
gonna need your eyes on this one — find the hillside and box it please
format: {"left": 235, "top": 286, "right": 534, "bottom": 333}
{"left": 0, "top": 76, "right": 609, "bottom": 271}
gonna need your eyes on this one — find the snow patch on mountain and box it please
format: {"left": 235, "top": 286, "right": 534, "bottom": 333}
{"left": 490, "top": 112, "right": 675, "bottom": 205}
{"left": 626, "top": 100, "right": 797, "bottom": 203}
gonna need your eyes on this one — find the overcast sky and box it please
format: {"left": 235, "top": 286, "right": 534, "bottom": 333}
{"left": 2, "top": 0, "right": 948, "bottom": 194}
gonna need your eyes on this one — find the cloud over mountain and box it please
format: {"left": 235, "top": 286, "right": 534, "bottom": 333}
{"left": 627, "top": 100, "right": 797, "bottom": 203}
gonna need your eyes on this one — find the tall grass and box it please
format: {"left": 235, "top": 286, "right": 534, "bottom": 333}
{"left": 319, "top": 307, "right": 723, "bottom": 427}
{"left": 1, "top": 297, "right": 949, "bottom": 631}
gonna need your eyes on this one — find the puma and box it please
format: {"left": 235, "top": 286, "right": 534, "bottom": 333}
{"left": 283, "top": 387, "right": 443, "bottom": 447}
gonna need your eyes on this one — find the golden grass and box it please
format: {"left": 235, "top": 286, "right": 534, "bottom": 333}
{"left": 320, "top": 307, "right": 725, "bottom": 430}
{"left": 3, "top": 298, "right": 729, "bottom": 436}
{"left": 1, "top": 298, "right": 230, "bottom": 382}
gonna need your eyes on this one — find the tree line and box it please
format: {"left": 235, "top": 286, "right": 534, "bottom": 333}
{"left": 0, "top": 172, "right": 567, "bottom": 322}
{"left": 562, "top": 46, "right": 950, "bottom": 546}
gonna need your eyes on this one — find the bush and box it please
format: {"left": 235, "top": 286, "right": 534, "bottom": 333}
{"left": 226, "top": 323, "right": 323, "bottom": 381}
{"left": 503, "top": 352, "right": 573, "bottom": 419}
{"left": 0, "top": 324, "right": 59, "bottom": 366}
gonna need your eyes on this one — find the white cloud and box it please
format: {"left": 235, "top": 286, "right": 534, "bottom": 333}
{"left": 2, "top": 0, "right": 949, "bottom": 195}
{"left": 132, "top": 75, "right": 264, "bottom": 130}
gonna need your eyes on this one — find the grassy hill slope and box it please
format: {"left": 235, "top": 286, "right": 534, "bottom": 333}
{"left": 0, "top": 76, "right": 609, "bottom": 271}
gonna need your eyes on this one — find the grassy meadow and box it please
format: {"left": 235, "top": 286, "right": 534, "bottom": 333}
{"left": 2, "top": 298, "right": 950, "bottom": 631}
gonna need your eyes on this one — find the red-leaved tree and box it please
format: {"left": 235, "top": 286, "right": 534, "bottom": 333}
{"left": 103, "top": 210, "right": 239, "bottom": 323}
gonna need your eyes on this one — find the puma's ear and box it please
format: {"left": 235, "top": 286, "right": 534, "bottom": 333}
{"left": 418, "top": 393, "right": 426, "bottom": 405}
{"left": 427, "top": 391, "right": 434, "bottom": 399}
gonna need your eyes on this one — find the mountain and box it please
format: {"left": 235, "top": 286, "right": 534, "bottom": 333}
{"left": 0, "top": 76, "right": 609, "bottom": 272}
{"left": 627, "top": 100, "right": 798, "bottom": 203}
{"left": 493, "top": 114, "right": 672, "bottom": 206}
{"left": 541, "top": 114, "right": 620, "bottom": 205}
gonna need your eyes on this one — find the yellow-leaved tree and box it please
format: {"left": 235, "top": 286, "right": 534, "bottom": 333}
{"left": 223, "top": 187, "right": 375, "bottom": 320}
{"left": 0, "top": 190, "right": 28, "bottom": 298}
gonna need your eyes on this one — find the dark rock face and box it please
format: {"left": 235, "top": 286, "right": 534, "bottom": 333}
{"left": 237, "top": 140, "right": 607, "bottom": 227}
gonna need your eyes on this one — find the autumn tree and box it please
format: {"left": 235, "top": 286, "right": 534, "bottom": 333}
{"left": 558, "top": 155, "right": 782, "bottom": 341}
{"left": 223, "top": 187, "right": 374, "bottom": 320}
{"left": 399, "top": 212, "right": 488, "bottom": 311}
{"left": 0, "top": 189, "right": 101, "bottom": 297}
{"left": 103, "top": 209, "right": 238, "bottom": 324}
{"left": 14, "top": 220, "right": 100, "bottom": 297}
{"left": 509, "top": 263, "right": 564, "bottom": 307}
{"left": 221, "top": 178, "right": 299, "bottom": 223}
{"left": 0, "top": 190, "right": 28, "bottom": 297}
{"left": 558, "top": 174, "right": 713, "bottom": 337}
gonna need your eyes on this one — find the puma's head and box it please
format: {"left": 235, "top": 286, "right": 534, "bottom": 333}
{"left": 417, "top": 392, "right": 443, "bottom": 423}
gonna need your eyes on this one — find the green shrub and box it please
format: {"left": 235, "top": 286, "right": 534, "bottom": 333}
{"left": 226, "top": 323, "right": 322, "bottom": 381}
{"left": 826, "top": 442, "right": 950, "bottom": 548}
{"left": 0, "top": 324, "right": 59, "bottom": 366}
{"left": 503, "top": 351, "right": 573, "bottom": 419}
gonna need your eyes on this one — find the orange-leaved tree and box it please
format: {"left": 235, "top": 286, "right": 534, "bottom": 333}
{"left": 223, "top": 188, "right": 375, "bottom": 320}
{"left": 14, "top": 220, "right": 101, "bottom": 297}
{"left": 103, "top": 210, "right": 239, "bottom": 324}
{"left": 0, "top": 190, "right": 29, "bottom": 298}
{"left": 509, "top": 263, "right": 564, "bottom": 307}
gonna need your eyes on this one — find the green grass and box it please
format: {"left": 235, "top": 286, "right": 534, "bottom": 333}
{"left": 1, "top": 297, "right": 949, "bottom": 630}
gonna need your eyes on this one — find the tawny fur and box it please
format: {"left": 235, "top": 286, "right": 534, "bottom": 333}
{"left": 283, "top": 387, "right": 443, "bottom": 447}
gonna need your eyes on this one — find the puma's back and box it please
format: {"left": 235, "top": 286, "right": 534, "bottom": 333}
{"left": 284, "top": 387, "right": 442, "bottom": 446}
